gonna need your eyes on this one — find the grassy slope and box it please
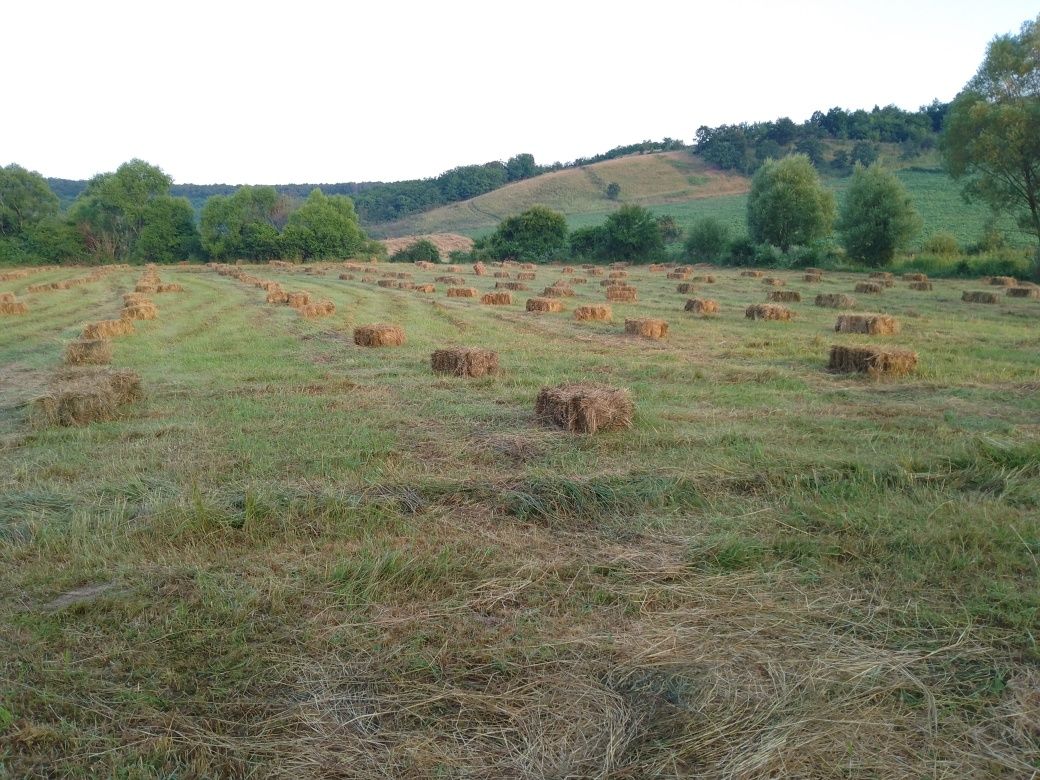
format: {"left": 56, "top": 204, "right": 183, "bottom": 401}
{"left": 1, "top": 264, "right": 1038, "bottom": 776}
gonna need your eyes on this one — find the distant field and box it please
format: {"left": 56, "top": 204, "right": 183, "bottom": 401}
{"left": 1, "top": 262, "right": 1038, "bottom": 776}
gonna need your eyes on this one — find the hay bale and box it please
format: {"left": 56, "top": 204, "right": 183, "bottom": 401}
{"left": 447, "top": 286, "right": 478, "bottom": 298}
{"left": 156, "top": 283, "right": 184, "bottom": 293}
{"left": 561, "top": 266, "right": 575, "bottom": 274}
{"left": 496, "top": 281, "right": 529, "bottom": 291}
{"left": 608, "top": 271, "right": 628, "bottom": 279}
{"left": 299, "top": 301, "right": 335, "bottom": 318}
{"left": 266, "top": 289, "right": 289, "bottom": 304}
{"left": 767, "top": 290, "right": 801, "bottom": 302}
{"left": 962, "top": 291, "right": 999, "bottom": 303}
{"left": 763, "top": 278, "right": 786, "bottom": 287}
{"left": 855, "top": 282, "right": 884, "bottom": 294}
{"left": 430, "top": 347, "right": 499, "bottom": 377}
{"left": 990, "top": 276, "right": 1016, "bottom": 286}
{"left": 377, "top": 279, "right": 399, "bottom": 288}
{"left": 541, "top": 285, "right": 574, "bottom": 298}
{"left": 286, "top": 291, "right": 312, "bottom": 308}
{"left": 517, "top": 272, "right": 536, "bottom": 281}
{"left": 741, "top": 270, "right": 765, "bottom": 278}
{"left": 692, "top": 274, "right": 716, "bottom": 284}
{"left": 481, "top": 291, "right": 512, "bottom": 305}
{"left": 30, "top": 369, "right": 143, "bottom": 428}
{"left": 436, "top": 275, "right": 466, "bottom": 285}
{"left": 0, "top": 291, "right": 16, "bottom": 302}
{"left": 869, "top": 271, "right": 893, "bottom": 281}
{"left": 815, "top": 293, "right": 856, "bottom": 308}
{"left": 676, "top": 282, "right": 696, "bottom": 294}
{"left": 667, "top": 271, "right": 690, "bottom": 280}
{"left": 361, "top": 276, "right": 377, "bottom": 283}
{"left": 745, "top": 303, "right": 793, "bottom": 321}
{"left": 82, "top": 319, "right": 134, "bottom": 339}
{"left": 803, "top": 273, "right": 823, "bottom": 282}
{"left": 338, "top": 273, "right": 355, "bottom": 281}
{"left": 353, "top": 324, "right": 405, "bottom": 347}
{"left": 493, "top": 271, "right": 511, "bottom": 279}
{"left": 570, "top": 277, "right": 587, "bottom": 284}
{"left": 902, "top": 272, "right": 928, "bottom": 282}
{"left": 535, "top": 382, "right": 634, "bottom": 434}
{"left": 588, "top": 268, "right": 604, "bottom": 276}
{"left": 909, "top": 281, "right": 933, "bottom": 291}
{"left": 625, "top": 317, "right": 668, "bottom": 339}
{"left": 415, "top": 284, "right": 436, "bottom": 293}
{"left": 574, "top": 304, "right": 612, "bottom": 321}
{"left": 828, "top": 345, "right": 918, "bottom": 376}
{"left": 684, "top": 298, "right": 719, "bottom": 315}
{"left": 134, "top": 283, "right": 158, "bottom": 293}
{"left": 835, "top": 313, "right": 899, "bottom": 335}
{"left": 605, "top": 286, "right": 637, "bottom": 302}
{"left": 63, "top": 339, "right": 113, "bottom": 365}
{"left": 0, "top": 300, "right": 28, "bottom": 315}
{"left": 1007, "top": 286, "right": 1040, "bottom": 299}
{"left": 473, "top": 262, "right": 487, "bottom": 276}
{"left": 122, "top": 302, "right": 158, "bottom": 320}
{"left": 526, "top": 297, "right": 563, "bottom": 312}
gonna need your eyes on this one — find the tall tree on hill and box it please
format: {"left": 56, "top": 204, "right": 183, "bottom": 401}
{"left": 942, "top": 15, "right": 1040, "bottom": 267}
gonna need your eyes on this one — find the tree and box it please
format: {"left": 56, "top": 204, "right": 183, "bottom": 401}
{"left": 601, "top": 204, "right": 664, "bottom": 262}
{"left": 135, "top": 197, "right": 202, "bottom": 263}
{"left": 391, "top": 238, "right": 440, "bottom": 263}
{"left": 0, "top": 164, "right": 59, "bottom": 238}
{"left": 282, "top": 189, "right": 366, "bottom": 260}
{"left": 942, "top": 15, "right": 1040, "bottom": 261}
{"left": 506, "top": 153, "right": 538, "bottom": 182}
{"left": 836, "top": 163, "right": 922, "bottom": 266}
{"left": 655, "top": 215, "right": 682, "bottom": 244}
{"left": 684, "top": 217, "right": 730, "bottom": 262}
{"left": 746, "top": 154, "right": 835, "bottom": 251}
{"left": 568, "top": 225, "right": 605, "bottom": 259}
{"left": 486, "top": 206, "right": 568, "bottom": 262}
{"left": 200, "top": 186, "right": 296, "bottom": 260}
{"left": 605, "top": 182, "right": 621, "bottom": 200}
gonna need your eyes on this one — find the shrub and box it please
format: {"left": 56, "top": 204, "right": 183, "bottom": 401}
{"left": 684, "top": 217, "right": 730, "bottom": 262}
{"left": 392, "top": 239, "right": 440, "bottom": 263}
{"left": 922, "top": 232, "right": 960, "bottom": 257}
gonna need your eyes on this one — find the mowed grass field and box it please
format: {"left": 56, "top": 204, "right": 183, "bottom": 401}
{"left": 1, "top": 261, "right": 1039, "bottom": 777}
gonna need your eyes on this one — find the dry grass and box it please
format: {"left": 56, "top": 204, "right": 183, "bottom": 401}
{"left": 962, "top": 291, "right": 999, "bottom": 304}
{"left": 855, "top": 282, "right": 884, "bottom": 294}
{"left": 481, "top": 292, "right": 512, "bottom": 305}
{"left": 526, "top": 297, "right": 563, "bottom": 313}
{"left": 828, "top": 344, "right": 918, "bottom": 376}
{"left": 835, "top": 313, "right": 900, "bottom": 335}
{"left": 287, "top": 292, "right": 312, "bottom": 308}
{"left": 625, "top": 317, "right": 668, "bottom": 339}
{"left": 30, "top": 369, "right": 143, "bottom": 427}
{"left": 430, "top": 347, "right": 500, "bottom": 377}
{"left": 684, "top": 298, "right": 719, "bottom": 315}
{"left": 353, "top": 324, "right": 405, "bottom": 347}
{"left": 299, "top": 301, "right": 336, "bottom": 319}
{"left": 0, "top": 299, "right": 28, "bottom": 315}
{"left": 815, "top": 293, "right": 856, "bottom": 309}
{"left": 574, "top": 304, "right": 612, "bottom": 322}
{"left": 82, "top": 319, "right": 135, "bottom": 340}
{"left": 745, "top": 303, "right": 793, "bottom": 321}
{"left": 63, "top": 339, "right": 113, "bottom": 366}
{"left": 535, "top": 381, "right": 634, "bottom": 433}
{"left": 767, "top": 290, "right": 801, "bottom": 303}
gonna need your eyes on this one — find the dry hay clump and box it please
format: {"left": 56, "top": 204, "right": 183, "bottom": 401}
{"left": 763, "top": 277, "right": 785, "bottom": 287}
{"left": 1007, "top": 286, "right": 1040, "bottom": 299}
{"left": 517, "top": 271, "right": 537, "bottom": 281}
{"left": 156, "top": 283, "right": 184, "bottom": 293}
{"left": 625, "top": 317, "right": 668, "bottom": 339}
{"left": 605, "top": 285, "right": 638, "bottom": 302}
{"left": 560, "top": 265, "right": 576, "bottom": 273}
{"left": 266, "top": 288, "right": 289, "bottom": 304}
{"left": 414, "top": 283, "right": 436, "bottom": 293}
{"left": 447, "top": 286, "right": 478, "bottom": 298}
{"left": 990, "top": 276, "right": 1017, "bottom": 286}
{"left": 855, "top": 282, "right": 884, "bottom": 294}
{"left": 648, "top": 263, "right": 670, "bottom": 272}
{"left": 767, "top": 290, "right": 801, "bottom": 302}
{"left": 667, "top": 271, "right": 690, "bottom": 280}
{"left": 815, "top": 293, "right": 856, "bottom": 308}
{"left": 587, "top": 268, "right": 605, "bottom": 276}
{"left": 963, "top": 290, "right": 1000, "bottom": 303}
{"left": 286, "top": 291, "right": 312, "bottom": 308}
{"left": 902, "top": 272, "right": 928, "bottom": 282}
{"left": 0, "top": 291, "right": 15, "bottom": 302}
{"left": 430, "top": 347, "right": 499, "bottom": 377}
{"left": 496, "top": 281, "right": 529, "bottom": 291}
{"left": 393, "top": 271, "right": 413, "bottom": 280}
{"left": 526, "top": 297, "right": 563, "bottom": 313}
{"left": 493, "top": 270, "right": 511, "bottom": 279}
{"left": 746, "top": 303, "right": 794, "bottom": 321}
{"left": 353, "top": 323, "right": 405, "bottom": 347}
{"left": 134, "top": 282, "right": 158, "bottom": 293}
{"left": 685, "top": 298, "right": 719, "bottom": 315}
{"left": 676, "top": 282, "right": 696, "bottom": 294}
{"left": 828, "top": 345, "right": 918, "bottom": 376}
{"left": 909, "top": 281, "right": 934, "bottom": 291}
{"left": 0, "top": 295, "right": 28, "bottom": 315}
{"left": 30, "top": 368, "right": 143, "bottom": 428}
{"left": 436, "top": 275, "right": 466, "bottom": 285}
{"left": 741, "top": 270, "right": 765, "bottom": 278}
{"left": 0, "top": 270, "right": 29, "bottom": 282}
{"left": 835, "top": 313, "right": 899, "bottom": 335}
{"left": 377, "top": 279, "right": 400, "bottom": 288}
{"left": 122, "top": 301, "right": 158, "bottom": 320}
{"left": 519, "top": 263, "right": 536, "bottom": 271}
{"left": 63, "top": 338, "right": 113, "bottom": 365}
{"left": 472, "top": 262, "right": 487, "bottom": 276}
{"left": 299, "top": 300, "right": 335, "bottom": 318}
{"left": 361, "top": 275, "right": 377, "bottom": 283}
{"left": 803, "top": 272, "right": 823, "bottom": 282}
{"left": 574, "top": 304, "right": 612, "bottom": 321}
{"left": 481, "top": 291, "right": 512, "bottom": 305}
{"left": 692, "top": 274, "right": 716, "bottom": 283}
{"left": 608, "top": 271, "right": 629, "bottom": 279}
{"left": 869, "top": 271, "right": 893, "bottom": 281}
{"left": 82, "top": 318, "right": 134, "bottom": 339}
{"left": 338, "top": 273, "right": 355, "bottom": 281}
{"left": 570, "top": 276, "right": 587, "bottom": 284}
{"left": 535, "top": 382, "right": 634, "bottom": 434}
{"left": 541, "top": 285, "right": 574, "bottom": 298}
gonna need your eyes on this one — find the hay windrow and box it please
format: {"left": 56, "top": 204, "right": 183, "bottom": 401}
{"left": 447, "top": 286, "right": 478, "bottom": 298}
{"left": 526, "top": 297, "right": 563, "bottom": 313}
{"left": 266, "top": 289, "right": 289, "bottom": 304}
{"left": 746, "top": 303, "right": 794, "bottom": 321}
{"left": 767, "top": 290, "right": 801, "bottom": 302}
{"left": 625, "top": 318, "right": 668, "bottom": 339}
{"left": 1006, "top": 286, "right": 1040, "bottom": 299}
{"left": 481, "top": 292, "right": 512, "bottom": 305}
{"left": 353, "top": 324, "right": 405, "bottom": 347}
{"left": 815, "top": 293, "right": 856, "bottom": 309}
{"left": 855, "top": 282, "right": 884, "bottom": 294}
{"left": 834, "top": 313, "right": 899, "bottom": 335}
{"left": 962, "top": 291, "right": 999, "bottom": 304}
{"left": 30, "top": 369, "right": 143, "bottom": 428}
{"left": 63, "top": 339, "right": 113, "bottom": 365}
{"left": 828, "top": 345, "right": 918, "bottom": 376}
{"left": 286, "top": 291, "right": 312, "bottom": 308}
{"left": 299, "top": 301, "right": 336, "bottom": 318}
{"left": 83, "top": 319, "right": 134, "bottom": 340}
{"left": 0, "top": 299, "right": 28, "bottom": 315}
{"left": 685, "top": 298, "right": 719, "bottom": 315}
{"left": 535, "top": 382, "right": 634, "bottom": 433}
{"left": 574, "top": 304, "right": 612, "bottom": 321}
{"left": 430, "top": 347, "right": 500, "bottom": 377}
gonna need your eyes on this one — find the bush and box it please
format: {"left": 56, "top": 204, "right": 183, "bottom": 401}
{"left": 601, "top": 205, "right": 664, "bottom": 262}
{"left": 392, "top": 238, "right": 440, "bottom": 263}
{"left": 486, "top": 206, "right": 568, "bottom": 262}
{"left": 727, "top": 235, "right": 757, "bottom": 266}
{"left": 921, "top": 232, "right": 960, "bottom": 257}
{"left": 569, "top": 226, "right": 606, "bottom": 260}
{"left": 837, "top": 163, "right": 921, "bottom": 266}
{"left": 684, "top": 217, "right": 730, "bottom": 262}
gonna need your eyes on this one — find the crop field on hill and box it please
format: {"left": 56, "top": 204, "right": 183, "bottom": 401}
{"left": 1, "top": 261, "right": 1038, "bottom": 777}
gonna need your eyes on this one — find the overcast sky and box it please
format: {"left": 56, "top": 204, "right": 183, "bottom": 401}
{"left": 3, "top": 1, "right": 1035, "bottom": 185}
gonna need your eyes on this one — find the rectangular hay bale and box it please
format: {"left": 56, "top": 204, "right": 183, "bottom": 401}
{"left": 535, "top": 382, "right": 634, "bottom": 434}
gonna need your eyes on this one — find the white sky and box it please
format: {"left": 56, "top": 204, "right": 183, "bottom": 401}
{"left": 2, "top": 0, "right": 1036, "bottom": 185}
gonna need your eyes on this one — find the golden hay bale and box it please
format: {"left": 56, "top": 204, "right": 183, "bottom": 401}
{"left": 608, "top": 271, "right": 628, "bottom": 279}
{"left": 815, "top": 293, "right": 856, "bottom": 308}
{"left": 1007, "top": 286, "right": 1040, "bottom": 299}
{"left": 570, "top": 277, "right": 588, "bottom": 284}
{"left": 135, "top": 283, "right": 158, "bottom": 293}
{"left": 447, "top": 264, "right": 464, "bottom": 273}
{"left": 517, "top": 272, "right": 536, "bottom": 281}
{"left": 693, "top": 274, "right": 716, "bottom": 283}
{"left": 741, "top": 270, "right": 765, "bottom": 278}
{"left": 667, "top": 271, "right": 689, "bottom": 280}
{"left": 869, "top": 271, "right": 893, "bottom": 280}
{"left": 0, "top": 300, "right": 28, "bottom": 315}
{"left": 902, "top": 272, "right": 928, "bottom": 282}
{"left": 447, "top": 286, "right": 478, "bottom": 298}
{"left": 763, "top": 277, "right": 785, "bottom": 287}
{"left": 855, "top": 282, "right": 884, "bottom": 294}
{"left": 962, "top": 291, "right": 999, "bottom": 303}
{"left": 685, "top": 298, "right": 719, "bottom": 315}
{"left": 600, "top": 279, "right": 624, "bottom": 287}
{"left": 481, "top": 291, "right": 512, "bottom": 305}
{"left": 436, "top": 275, "right": 466, "bottom": 285}
{"left": 535, "top": 382, "right": 634, "bottom": 434}
{"left": 377, "top": 279, "right": 399, "bottom": 288}
{"left": 745, "top": 303, "right": 794, "bottom": 321}
{"left": 676, "top": 282, "right": 696, "bottom": 294}
{"left": 526, "top": 297, "right": 563, "bottom": 312}
{"left": 266, "top": 289, "right": 289, "bottom": 304}
{"left": 493, "top": 271, "right": 511, "bottom": 279}
{"left": 541, "top": 285, "right": 574, "bottom": 298}
{"left": 989, "top": 276, "right": 1016, "bottom": 286}
{"left": 26, "top": 283, "right": 51, "bottom": 293}
{"left": 430, "top": 347, "right": 499, "bottom": 377}
{"left": 0, "top": 271, "right": 28, "bottom": 282}
{"left": 605, "top": 286, "right": 637, "bottom": 302}
{"left": 338, "top": 273, "right": 355, "bottom": 281}
{"left": 588, "top": 268, "right": 604, "bottom": 276}
{"left": 909, "top": 281, "right": 933, "bottom": 291}
{"left": 122, "top": 302, "right": 158, "bottom": 320}
{"left": 30, "top": 369, "right": 143, "bottom": 428}
{"left": 353, "top": 323, "right": 405, "bottom": 347}
{"left": 473, "top": 262, "right": 487, "bottom": 276}
{"left": 361, "top": 276, "right": 377, "bottom": 283}
{"left": 519, "top": 263, "right": 536, "bottom": 271}
{"left": 561, "top": 266, "right": 575, "bottom": 274}
{"left": 82, "top": 319, "right": 134, "bottom": 339}
{"left": 828, "top": 345, "right": 918, "bottom": 376}
{"left": 496, "top": 281, "right": 529, "bottom": 291}
{"left": 299, "top": 301, "right": 335, "bottom": 318}
{"left": 767, "top": 290, "right": 801, "bottom": 302}
{"left": 415, "top": 283, "right": 436, "bottom": 293}
{"left": 803, "top": 273, "right": 823, "bottom": 282}
{"left": 0, "top": 291, "right": 15, "bottom": 302}
{"left": 835, "top": 313, "right": 899, "bottom": 335}
{"left": 156, "top": 283, "right": 184, "bottom": 293}
{"left": 574, "top": 304, "right": 612, "bottom": 321}
{"left": 63, "top": 339, "right": 112, "bottom": 365}
{"left": 286, "top": 291, "right": 312, "bottom": 308}
{"left": 625, "top": 317, "right": 668, "bottom": 339}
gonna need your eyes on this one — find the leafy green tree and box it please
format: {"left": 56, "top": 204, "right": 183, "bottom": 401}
{"left": 487, "top": 206, "right": 568, "bottom": 262}
{"left": 200, "top": 186, "right": 294, "bottom": 260}
{"left": 0, "top": 164, "right": 59, "bottom": 238}
{"left": 836, "top": 164, "right": 922, "bottom": 266}
{"left": 391, "top": 238, "right": 440, "bottom": 262}
{"left": 942, "top": 15, "right": 1040, "bottom": 259}
{"left": 602, "top": 204, "right": 664, "bottom": 262}
{"left": 605, "top": 182, "right": 621, "bottom": 200}
{"left": 135, "top": 197, "right": 202, "bottom": 262}
{"left": 684, "top": 217, "right": 730, "bottom": 262}
{"left": 505, "top": 154, "right": 538, "bottom": 182}
{"left": 656, "top": 215, "right": 682, "bottom": 244}
{"left": 568, "top": 225, "right": 605, "bottom": 259}
{"left": 282, "top": 189, "right": 366, "bottom": 260}
{"left": 747, "top": 154, "right": 835, "bottom": 251}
